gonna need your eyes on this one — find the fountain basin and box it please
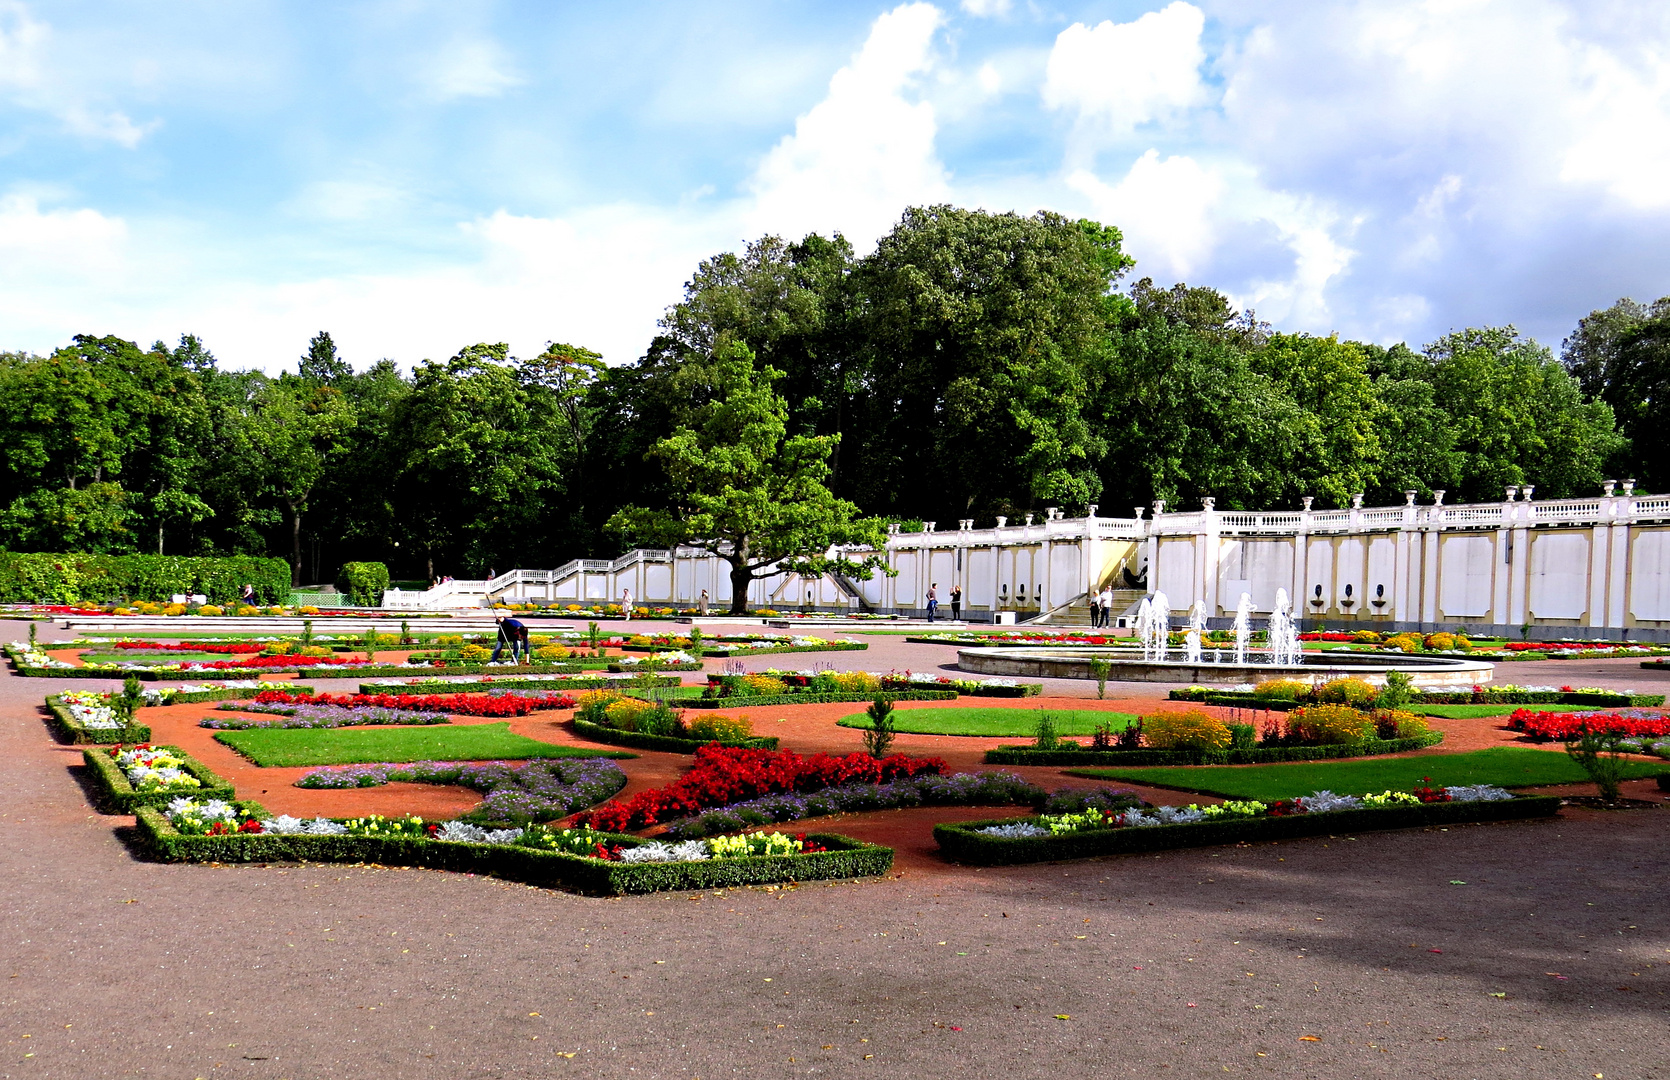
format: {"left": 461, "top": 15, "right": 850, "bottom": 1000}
{"left": 955, "top": 647, "right": 1494, "bottom": 688}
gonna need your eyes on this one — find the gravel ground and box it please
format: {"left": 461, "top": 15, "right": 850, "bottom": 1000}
{"left": 3, "top": 619, "right": 1667, "bottom": 1079}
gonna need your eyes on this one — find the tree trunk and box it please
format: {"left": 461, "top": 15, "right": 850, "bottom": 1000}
{"left": 726, "top": 537, "right": 754, "bottom": 615}
{"left": 287, "top": 499, "right": 303, "bottom": 586}
{"left": 157, "top": 524, "right": 163, "bottom": 556}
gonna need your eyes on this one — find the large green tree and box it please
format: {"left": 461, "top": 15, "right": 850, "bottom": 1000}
{"left": 606, "top": 346, "right": 887, "bottom": 614}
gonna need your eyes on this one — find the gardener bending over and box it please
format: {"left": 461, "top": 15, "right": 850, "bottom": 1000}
{"left": 491, "top": 615, "right": 530, "bottom": 663}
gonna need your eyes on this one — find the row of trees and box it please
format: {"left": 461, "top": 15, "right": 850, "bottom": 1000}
{"left": 0, "top": 204, "right": 1656, "bottom": 586}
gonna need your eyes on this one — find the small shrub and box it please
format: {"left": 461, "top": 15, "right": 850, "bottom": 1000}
{"left": 263, "top": 641, "right": 294, "bottom": 655}
{"left": 164, "top": 603, "right": 188, "bottom": 616}
{"left": 1142, "top": 710, "right": 1230, "bottom": 752}
{"left": 298, "top": 605, "right": 321, "bottom": 615}
{"left": 1352, "top": 629, "right": 1381, "bottom": 643}
{"left": 1287, "top": 704, "right": 1374, "bottom": 744}
{"left": 1424, "top": 632, "right": 1456, "bottom": 651}
{"left": 863, "top": 696, "right": 896, "bottom": 758}
{"left": 742, "top": 674, "right": 788, "bottom": 697}
{"left": 573, "top": 690, "right": 621, "bottom": 724}
{"left": 1228, "top": 722, "right": 1256, "bottom": 750}
{"left": 832, "top": 670, "right": 881, "bottom": 694}
{"left": 1091, "top": 722, "right": 1114, "bottom": 750}
{"left": 1253, "top": 678, "right": 1309, "bottom": 701}
{"left": 533, "top": 644, "right": 570, "bottom": 661}
{"left": 1374, "top": 709, "right": 1429, "bottom": 740}
{"left": 1565, "top": 725, "right": 1631, "bottom": 803}
{"left": 1114, "top": 716, "right": 1143, "bottom": 750}
{"left": 436, "top": 634, "right": 464, "bottom": 646}
{"left": 198, "top": 604, "right": 223, "bottom": 616}
{"left": 687, "top": 714, "right": 752, "bottom": 742}
{"left": 236, "top": 605, "right": 260, "bottom": 616}
{"left": 603, "top": 698, "right": 653, "bottom": 731}
{"left": 1452, "top": 635, "right": 1473, "bottom": 651}
{"left": 459, "top": 644, "right": 491, "bottom": 663}
{"left": 1089, "top": 658, "right": 1111, "bottom": 700}
{"left": 296, "top": 645, "right": 333, "bottom": 658}
{"left": 1375, "top": 669, "right": 1414, "bottom": 710}
{"left": 1316, "top": 676, "right": 1376, "bottom": 707}
{"left": 1033, "top": 711, "right": 1059, "bottom": 751}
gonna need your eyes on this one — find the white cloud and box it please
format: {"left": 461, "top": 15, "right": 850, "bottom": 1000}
{"left": 1043, "top": 3, "right": 1208, "bottom": 139}
{"left": 426, "top": 38, "right": 523, "bottom": 100}
{"left": 1067, "top": 150, "right": 1223, "bottom": 276}
{"left": 960, "top": 0, "right": 1011, "bottom": 16}
{"left": 746, "top": 2, "right": 950, "bottom": 246}
{"left": 0, "top": 0, "right": 156, "bottom": 147}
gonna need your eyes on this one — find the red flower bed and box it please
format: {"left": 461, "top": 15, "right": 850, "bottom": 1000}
{"left": 1507, "top": 708, "right": 1670, "bottom": 742}
{"left": 577, "top": 744, "right": 947, "bottom": 832}
{"left": 197, "top": 653, "right": 366, "bottom": 669}
{"left": 1297, "top": 632, "right": 1356, "bottom": 642}
{"left": 250, "top": 688, "right": 577, "bottom": 717}
{"left": 114, "top": 640, "right": 265, "bottom": 654}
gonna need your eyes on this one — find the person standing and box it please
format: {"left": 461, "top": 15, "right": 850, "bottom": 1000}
{"left": 1089, "top": 589, "right": 1103, "bottom": 628}
{"left": 240, "top": 583, "right": 255, "bottom": 607}
{"left": 621, "top": 588, "right": 633, "bottom": 619}
{"left": 926, "top": 582, "right": 938, "bottom": 622}
{"left": 950, "top": 584, "right": 962, "bottom": 621}
{"left": 698, "top": 589, "right": 710, "bottom": 616}
{"left": 1099, "top": 584, "right": 1115, "bottom": 630}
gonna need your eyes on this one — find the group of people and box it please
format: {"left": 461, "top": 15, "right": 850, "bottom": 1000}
{"left": 1088, "top": 584, "right": 1116, "bottom": 628}
{"left": 924, "top": 583, "right": 962, "bottom": 622}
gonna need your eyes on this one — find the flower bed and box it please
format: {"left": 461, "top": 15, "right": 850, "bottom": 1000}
{"left": 577, "top": 744, "right": 947, "bottom": 831}
{"left": 934, "top": 789, "right": 1562, "bottom": 865}
{"left": 659, "top": 770, "right": 1065, "bottom": 840}
{"left": 607, "top": 651, "right": 704, "bottom": 673}
{"left": 202, "top": 702, "right": 452, "bottom": 729}
{"left": 1170, "top": 685, "right": 1665, "bottom": 709}
{"left": 245, "top": 688, "right": 577, "bottom": 717}
{"left": 359, "top": 674, "right": 681, "bottom": 694}
{"left": 133, "top": 804, "right": 892, "bottom": 894}
{"left": 619, "top": 635, "right": 868, "bottom": 657}
{"left": 82, "top": 744, "right": 235, "bottom": 812}
{"left": 111, "top": 640, "right": 266, "bottom": 655}
{"left": 749, "top": 669, "right": 1041, "bottom": 698}
{"left": 46, "top": 691, "right": 153, "bottom": 743}
{"left": 1506, "top": 708, "right": 1670, "bottom": 743}
{"left": 294, "top": 757, "right": 628, "bottom": 825}
{"left": 570, "top": 716, "right": 779, "bottom": 754}
{"left": 983, "top": 731, "right": 1444, "bottom": 766}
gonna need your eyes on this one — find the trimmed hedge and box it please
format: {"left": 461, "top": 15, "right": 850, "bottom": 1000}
{"left": 620, "top": 642, "right": 870, "bottom": 657}
{"left": 933, "top": 795, "right": 1563, "bottom": 865}
{"left": 45, "top": 696, "right": 149, "bottom": 744}
{"left": 358, "top": 675, "right": 680, "bottom": 694}
{"left": 986, "top": 732, "right": 1445, "bottom": 767}
{"left": 607, "top": 661, "right": 704, "bottom": 673}
{"left": 0, "top": 552, "right": 290, "bottom": 605}
{"left": 335, "top": 562, "right": 390, "bottom": 606}
{"left": 685, "top": 689, "right": 959, "bottom": 710}
{"left": 570, "top": 716, "right": 779, "bottom": 754}
{"left": 172, "top": 684, "right": 315, "bottom": 704}
{"left": 1170, "top": 687, "right": 1665, "bottom": 709}
{"left": 81, "top": 745, "right": 236, "bottom": 812}
{"left": 950, "top": 682, "right": 1042, "bottom": 698}
{"left": 132, "top": 813, "right": 892, "bottom": 895}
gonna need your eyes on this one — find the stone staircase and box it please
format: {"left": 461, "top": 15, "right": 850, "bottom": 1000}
{"left": 1029, "top": 589, "right": 1147, "bottom": 628}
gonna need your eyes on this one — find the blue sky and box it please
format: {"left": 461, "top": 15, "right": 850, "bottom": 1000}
{"left": 3, "top": 0, "right": 1669, "bottom": 371}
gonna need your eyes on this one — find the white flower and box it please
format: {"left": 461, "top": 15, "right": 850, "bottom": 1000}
{"left": 1298, "top": 791, "right": 1362, "bottom": 813}
{"left": 976, "top": 822, "right": 1048, "bottom": 838}
{"left": 616, "top": 840, "right": 711, "bottom": 863}
{"left": 1444, "top": 784, "right": 1513, "bottom": 803}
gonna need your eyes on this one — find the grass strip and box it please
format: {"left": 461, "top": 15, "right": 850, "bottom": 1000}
{"left": 986, "top": 732, "right": 1442, "bottom": 767}
{"left": 933, "top": 796, "right": 1562, "bottom": 865}
{"left": 836, "top": 706, "right": 1137, "bottom": 737}
{"left": 1412, "top": 703, "right": 1588, "bottom": 719}
{"left": 214, "top": 722, "right": 634, "bottom": 767}
{"left": 570, "top": 717, "right": 779, "bottom": 754}
{"left": 1063, "top": 746, "right": 1667, "bottom": 800}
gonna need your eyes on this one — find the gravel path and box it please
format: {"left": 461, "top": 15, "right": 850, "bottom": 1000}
{"left": 3, "top": 619, "right": 1667, "bottom": 1078}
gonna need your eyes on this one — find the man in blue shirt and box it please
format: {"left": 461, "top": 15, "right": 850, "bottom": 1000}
{"left": 491, "top": 615, "right": 529, "bottom": 663}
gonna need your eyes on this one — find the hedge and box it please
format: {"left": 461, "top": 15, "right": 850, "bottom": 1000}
{"left": 606, "top": 661, "right": 704, "bottom": 673}
{"left": 1169, "top": 688, "right": 1665, "bottom": 709}
{"left": 985, "top": 732, "right": 1446, "bottom": 767}
{"left": 570, "top": 716, "right": 779, "bottom": 754}
{"left": 933, "top": 795, "right": 1563, "bottom": 865}
{"left": 45, "top": 696, "right": 149, "bottom": 744}
{"left": 683, "top": 689, "right": 960, "bottom": 710}
{"left": 81, "top": 745, "right": 236, "bottom": 812}
{"left": 358, "top": 675, "right": 680, "bottom": 694}
{"left": 132, "top": 813, "right": 892, "bottom": 895}
{"left": 0, "top": 552, "right": 291, "bottom": 606}
{"left": 335, "top": 562, "right": 390, "bottom": 606}
{"left": 619, "top": 642, "right": 869, "bottom": 657}
{"left": 172, "top": 684, "right": 315, "bottom": 704}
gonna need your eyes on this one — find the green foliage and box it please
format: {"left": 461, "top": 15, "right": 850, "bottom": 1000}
{"left": 1564, "top": 728, "right": 1632, "bottom": 803}
{"left": 0, "top": 552, "right": 288, "bottom": 604}
{"left": 836, "top": 707, "right": 1134, "bottom": 737}
{"left": 1089, "top": 657, "right": 1110, "bottom": 699}
{"left": 1377, "top": 670, "right": 1415, "bottom": 710}
{"left": 862, "top": 695, "right": 896, "bottom": 758}
{"left": 335, "top": 561, "right": 390, "bottom": 605}
{"left": 1031, "top": 710, "right": 1059, "bottom": 751}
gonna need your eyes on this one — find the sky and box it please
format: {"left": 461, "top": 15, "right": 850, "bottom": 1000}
{"left": 3, "top": 0, "right": 1669, "bottom": 372}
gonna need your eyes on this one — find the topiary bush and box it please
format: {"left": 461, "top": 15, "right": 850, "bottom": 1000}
{"left": 1142, "top": 710, "right": 1231, "bottom": 752}
{"left": 1316, "top": 676, "right": 1376, "bottom": 707}
{"left": 1253, "top": 678, "right": 1309, "bottom": 701}
{"left": 687, "top": 714, "right": 752, "bottom": 742}
{"left": 335, "top": 562, "right": 390, "bottom": 606}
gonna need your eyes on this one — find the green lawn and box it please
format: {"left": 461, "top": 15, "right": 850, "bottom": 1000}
{"left": 1065, "top": 747, "right": 1667, "bottom": 801}
{"left": 82, "top": 651, "right": 239, "bottom": 664}
{"left": 215, "top": 722, "right": 635, "bottom": 767}
{"left": 837, "top": 706, "right": 1137, "bottom": 737}
{"left": 1412, "top": 703, "right": 1586, "bottom": 719}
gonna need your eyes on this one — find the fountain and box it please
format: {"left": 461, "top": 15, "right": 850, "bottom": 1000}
{"left": 1231, "top": 593, "right": 1253, "bottom": 666}
{"left": 957, "top": 586, "right": 1493, "bottom": 688}
{"left": 1184, "top": 600, "right": 1207, "bottom": 665}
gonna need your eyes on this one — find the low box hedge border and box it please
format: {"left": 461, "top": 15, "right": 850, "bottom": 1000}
{"left": 132, "top": 812, "right": 892, "bottom": 895}
{"left": 45, "top": 696, "right": 149, "bottom": 744}
{"left": 82, "top": 744, "right": 236, "bottom": 812}
{"left": 606, "top": 662, "right": 704, "bottom": 673}
{"left": 684, "top": 689, "right": 960, "bottom": 710}
{"left": 1170, "top": 688, "right": 1665, "bottom": 709}
{"left": 953, "top": 683, "right": 1042, "bottom": 698}
{"left": 357, "top": 675, "right": 681, "bottom": 694}
{"left": 172, "top": 684, "right": 316, "bottom": 704}
{"left": 616, "top": 642, "right": 869, "bottom": 657}
{"left": 933, "top": 795, "right": 1563, "bottom": 865}
{"left": 984, "top": 731, "right": 1445, "bottom": 766}
{"left": 570, "top": 716, "right": 779, "bottom": 754}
